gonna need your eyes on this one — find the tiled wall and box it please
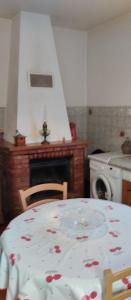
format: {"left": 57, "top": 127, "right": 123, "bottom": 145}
{"left": 68, "top": 106, "right": 131, "bottom": 154}
{"left": 67, "top": 106, "right": 88, "bottom": 140}
{"left": 1, "top": 106, "right": 131, "bottom": 155}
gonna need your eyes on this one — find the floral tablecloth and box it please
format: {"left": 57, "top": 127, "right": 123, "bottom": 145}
{"left": 0, "top": 198, "right": 131, "bottom": 300}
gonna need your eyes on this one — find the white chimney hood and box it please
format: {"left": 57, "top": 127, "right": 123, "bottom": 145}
{"left": 5, "top": 12, "right": 71, "bottom": 144}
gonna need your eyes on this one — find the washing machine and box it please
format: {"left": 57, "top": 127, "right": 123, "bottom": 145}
{"left": 88, "top": 152, "right": 127, "bottom": 203}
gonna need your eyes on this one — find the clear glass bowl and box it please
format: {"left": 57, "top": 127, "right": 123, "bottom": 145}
{"left": 59, "top": 207, "right": 107, "bottom": 240}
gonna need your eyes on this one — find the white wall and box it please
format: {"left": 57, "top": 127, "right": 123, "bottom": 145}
{"left": 2, "top": 11, "right": 131, "bottom": 114}
{"left": 4, "top": 14, "right": 20, "bottom": 140}
{"left": 87, "top": 13, "right": 131, "bottom": 106}
{"left": 0, "top": 18, "right": 11, "bottom": 107}
{"left": 0, "top": 19, "right": 88, "bottom": 110}
{"left": 53, "top": 27, "right": 87, "bottom": 107}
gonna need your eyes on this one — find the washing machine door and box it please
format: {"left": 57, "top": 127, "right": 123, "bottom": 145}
{"left": 91, "top": 174, "right": 112, "bottom": 200}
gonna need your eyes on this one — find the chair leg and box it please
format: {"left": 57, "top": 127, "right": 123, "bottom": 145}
{"left": 0, "top": 289, "right": 7, "bottom": 300}
{"left": 104, "top": 269, "right": 112, "bottom": 300}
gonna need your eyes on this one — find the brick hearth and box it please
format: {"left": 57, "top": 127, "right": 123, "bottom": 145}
{"left": 0, "top": 139, "right": 87, "bottom": 219}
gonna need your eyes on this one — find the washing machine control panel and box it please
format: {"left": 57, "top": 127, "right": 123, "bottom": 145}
{"left": 90, "top": 160, "right": 107, "bottom": 170}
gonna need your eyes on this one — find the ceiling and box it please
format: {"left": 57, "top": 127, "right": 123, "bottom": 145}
{"left": 0, "top": 0, "right": 131, "bottom": 30}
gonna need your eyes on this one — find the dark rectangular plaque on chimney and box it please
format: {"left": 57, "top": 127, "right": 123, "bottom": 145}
{"left": 30, "top": 74, "right": 53, "bottom": 87}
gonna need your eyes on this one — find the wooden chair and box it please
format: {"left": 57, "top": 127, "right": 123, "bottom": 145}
{"left": 19, "top": 182, "right": 68, "bottom": 211}
{"left": 104, "top": 268, "right": 131, "bottom": 300}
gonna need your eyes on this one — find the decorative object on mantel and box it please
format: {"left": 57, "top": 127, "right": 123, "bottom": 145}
{"left": 69, "top": 122, "right": 77, "bottom": 141}
{"left": 121, "top": 137, "right": 131, "bottom": 154}
{"left": 40, "top": 122, "right": 50, "bottom": 144}
{"left": 14, "top": 130, "right": 26, "bottom": 146}
{"left": 0, "top": 130, "right": 4, "bottom": 140}
{"left": 62, "top": 137, "right": 66, "bottom": 143}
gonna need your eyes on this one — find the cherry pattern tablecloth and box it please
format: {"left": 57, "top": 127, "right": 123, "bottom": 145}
{"left": 0, "top": 198, "right": 131, "bottom": 300}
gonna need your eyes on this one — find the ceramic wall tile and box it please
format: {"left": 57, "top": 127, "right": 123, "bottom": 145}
{"left": 1, "top": 106, "right": 131, "bottom": 154}
{"left": 67, "top": 106, "right": 131, "bottom": 154}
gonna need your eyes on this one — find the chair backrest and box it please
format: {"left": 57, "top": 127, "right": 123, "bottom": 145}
{"left": 19, "top": 182, "right": 68, "bottom": 211}
{"left": 104, "top": 268, "right": 131, "bottom": 300}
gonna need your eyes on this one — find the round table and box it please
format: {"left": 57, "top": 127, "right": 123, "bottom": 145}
{"left": 0, "top": 198, "right": 131, "bottom": 300}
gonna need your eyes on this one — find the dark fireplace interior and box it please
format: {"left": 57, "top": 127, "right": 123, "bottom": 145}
{"left": 29, "top": 156, "right": 72, "bottom": 200}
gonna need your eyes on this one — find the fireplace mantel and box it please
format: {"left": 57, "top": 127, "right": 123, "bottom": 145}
{"left": 0, "top": 139, "right": 88, "bottom": 219}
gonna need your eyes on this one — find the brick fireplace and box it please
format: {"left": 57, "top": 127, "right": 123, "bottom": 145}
{"left": 0, "top": 139, "right": 87, "bottom": 220}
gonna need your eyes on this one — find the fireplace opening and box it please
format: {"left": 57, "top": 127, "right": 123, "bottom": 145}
{"left": 29, "top": 156, "right": 72, "bottom": 200}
